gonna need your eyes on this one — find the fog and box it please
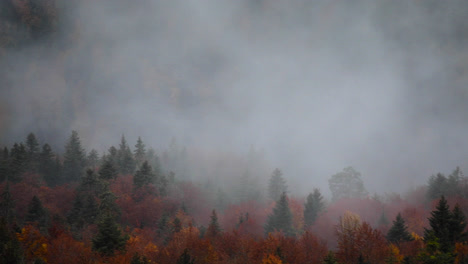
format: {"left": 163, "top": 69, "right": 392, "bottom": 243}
{"left": 1, "top": 0, "right": 468, "bottom": 196}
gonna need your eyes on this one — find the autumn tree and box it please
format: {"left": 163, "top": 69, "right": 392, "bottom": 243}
{"left": 268, "top": 168, "right": 287, "bottom": 201}
{"left": 387, "top": 213, "right": 413, "bottom": 244}
{"left": 62, "top": 130, "right": 86, "bottom": 182}
{"left": 304, "top": 188, "right": 325, "bottom": 229}
{"left": 265, "top": 192, "right": 295, "bottom": 237}
{"left": 329, "top": 167, "right": 367, "bottom": 201}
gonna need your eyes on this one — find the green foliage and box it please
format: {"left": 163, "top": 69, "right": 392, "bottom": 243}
{"left": 25, "top": 195, "right": 48, "bottom": 228}
{"left": 134, "top": 136, "right": 146, "bottom": 168}
{"left": 117, "top": 135, "right": 135, "bottom": 175}
{"left": 0, "top": 217, "right": 24, "bottom": 264}
{"left": 98, "top": 159, "right": 118, "bottom": 181}
{"left": 418, "top": 232, "right": 455, "bottom": 264}
{"left": 323, "top": 251, "right": 339, "bottom": 264}
{"left": 427, "top": 167, "right": 464, "bottom": 200}
{"left": 0, "top": 182, "right": 15, "bottom": 224}
{"left": 25, "top": 133, "right": 40, "bottom": 172}
{"left": 177, "top": 249, "right": 195, "bottom": 264}
{"left": 86, "top": 149, "right": 99, "bottom": 169}
{"left": 62, "top": 131, "right": 86, "bottom": 183}
{"left": 304, "top": 188, "right": 325, "bottom": 229}
{"left": 206, "top": 209, "right": 222, "bottom": 238}
{"left": 39, "top": 144, "right": 59, "bottom": 186}
{"left": 387, "top": 213, "right": 413, "bottom": 244}
{"left": 9, "top": 143, "right": 28, "bottom": 182}
{"left": 133, "top": 161, "right": 154, "bottom": 188}
{"left": 265, "top": 192, "right": 295, "bottom": 237}
{"left": 131, "top": 253, "right": 150, "bottom": 264}
{"left": 0, "top": 147, "right": 9, "bottom": 182}
{"left": 268, "top": 168, "right": 288, "bottom": 201}
{"left": 329, "top": 166, "right": 367, "bottom": 201}
{"left": 92, "top": 213, "right": 128, "bottom": 256}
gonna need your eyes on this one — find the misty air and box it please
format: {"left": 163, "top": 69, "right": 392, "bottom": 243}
{"left": 1, "top": 1, "right": 468, "bottom": 263}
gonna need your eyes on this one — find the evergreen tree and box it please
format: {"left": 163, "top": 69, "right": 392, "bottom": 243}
{"left": 268, "top": 168, "right": 287, "bottom": 201}
{"left": 38, "top": 144, "right": 57, "bottom": 186}
{"left": 25, "top": 133, "right": 40, "bottom": 172}
{"left": 0, "top": 217, "right": 24, "bottom": 264}
{"left": 9, "top": 143, "right": 27, "bottom": 182}
{"left": 329, "top": 166, "right": 367, "bottom": 201}
{"left": 0, "top": 147, "right": 9, "bottom": 182}
{"left": 67, "top": 194, "right": 85, "bottom": 231}
{"left": 92, "top": 213, "right": 127, "bottom": 256}
{"left": 0, "top": 182, "right": 15, "bottom": 224}
{"left": 177, "top": 249, "right": 195, "bottom": 264}
{"left": 134, "top": 137, "right": 146, "bottom": 168}
{"left": 99, "top": 191, "right": 120, "bottom": 219}
{"left": 62, "top": 131, "right": 86, "bottom": 182}
{"left": 264, "top": 192, "right": 295, "bottom": 237}
{"left": 206, "top": 209, "right": 222, "bottom": 238}
{"left": 133, "top": 161, "right": 154, "bottom": 188}
{"left": 25, "top": 195, "right": 48, "bottom": 228}
{"left": 98, "top": 159, "right": 118, "bottom": 181}
{"left": 117, "top": 135, "right": 135, "bottom": 175}
{"left": 323, "top": 251, "right": 339, "bottom": 264}
{"left": 131, "top": 253, "right": 150, "bottom": 264}
{"left": 82, "top": 195, "right": 99, "bottom": 225}
{"left": 378, "top": 210, "right": 389, "bottom": 226}
{"left": 387, "top": 213, "right": 413, "bottom": 244}
{"left": 86, "top": 149, "right": 99, "bottom": 169}
{"left": 424, "top": 196, "right": 453, "bottom": 253}
{"left": 304, "top": 188, "right": 325, "bottom": 229}
{"left": 449, "top": 204, "right": 467, "bottom": 243}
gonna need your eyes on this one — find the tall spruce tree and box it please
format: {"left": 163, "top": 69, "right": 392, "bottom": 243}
{"left": 117, "top": 135, "right": 135, "bottom": 175}
{"left": 387, "top": 213, "right": 413, "bottom": 244}
{"left": 134, "top": 137, "right": 146, "bottom": 168}
{"left": 25, "top": 195, "right": 48, "bottom": 228}
{"left": 25, "top": 133, "right": 40, "bottom": 172}
{"left": 92, "top": 213, "right": 127, "bottom": 256}
{"left": 304, "top": 188, "right": 325, "bottom": 229}
{"left": 206, "top": 209, "right": 222, "bottom": 238}
{"left": 133, "top": 161, "right": 154, "bottom": 188}
{"left": 264, "top": 192, "right": 295, "bottom": 237}
{"left": 62, "top": 131, "right": 86, "bottom": 182}
{"left": 9, "top": 143, "right": 27, "bottom": 182}
{"left": 0, "top": 182, "right": 15, "bottom": 224}
{"left": 268, "top": 168, "right": 288, "bottom": 201}
{"left": 86, "top": 149, "right": 99, "bottom": 169}
{"left": 0, "top": 217, "right": 24, "bottom": 264}
{"left": 98, "top": 159, "right": 118, "bottom": 181}
{"left": 0, "top": 147, "right": 9, "bottom": 182}
{"left": 39, "top": 144, "right": 57, "bottom": 186}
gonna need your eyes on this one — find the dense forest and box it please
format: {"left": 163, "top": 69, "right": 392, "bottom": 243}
{"left": 1, "top": 131, "right": 468, "bottom": 263}
{"left": 2, "top": 0, "right": 468, "bottom": 263}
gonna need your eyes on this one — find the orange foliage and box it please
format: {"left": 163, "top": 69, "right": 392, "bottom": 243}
{"left": 47, "top": 232, "right": 95, "bottom": 264}
{"left": 288, "top": 197, "right": 304, "bottom": 232}
{"left": 17, "top": 225, "right": 48, "bottom": 263}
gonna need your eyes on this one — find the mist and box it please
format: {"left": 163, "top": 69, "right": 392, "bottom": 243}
{"left": 1, "top": 0, "right": 468, "bottom": 196}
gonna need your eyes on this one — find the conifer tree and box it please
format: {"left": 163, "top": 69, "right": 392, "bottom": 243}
{"left": 86, "top": 149, "right": 99, "bottom": 169}
{"left": 304, "top": 188, "right": 325, "bottom": 228}
{"left": 0, "top": 217, "right": 23, "bottom": 264}
{"left": 134, "top": 136, "right": 146, "bottom": 168}
{"left": 449, "top": 204, "right": 467, "bottom": 243}
{"left": 9, "top": 143, "right": 27, "bottom": 182}
{"left": 117, "top": 135, "right": 135, "bottom": 175}
{"left": 387, "top": 213, "right": 412, "bottom": 244}
{"left": 424, "top": 196, "right": 454, "bottom": 253}
{"left": 268, "top": 168, "right": 287, "bottom": 201}
{"left": 0, "top": 147, "right": 9, "bottom": 182}
{"left": 98, "top": 159, "right": 118, "bottom": 181}
{"left": 0, "top": 182, "right": 15, "bottom": 224}
{"left": 62, "top": 131, "right": 86, "bottom": 182}
{"left": 177, "top": 249, "right": 195, "bottom": 264}
{"left": 92, "top": 213, "right": 127, "bottom": 256}
{"left": 25, "top": 132, "right": 40, "bottom": 172}
{"left": 206, "top": 209, "right": 222, "bottom": 238}
{"left": 133, "top": 161, "right": 154, "bottom": 188}
{"left": 265, "top": 192, "right": 295, "bottom": 237}
{"left": 39, "top": 144, "right": 57, "bottom": 186}
{"left": 25, "top": 195, "right": 48, "bottom": 228}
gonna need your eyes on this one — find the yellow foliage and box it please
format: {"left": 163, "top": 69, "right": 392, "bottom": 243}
{"left": 411, "top": 232, "right": 423, "bottom": 241}
{"left": 16, "top": 225, "right": 48, "bottom": 263}
{"left": 262, "top": 253, "right": 283, "bottom": 264}
{"left": 388, "top": 244, "right": 404, "bottom": 263}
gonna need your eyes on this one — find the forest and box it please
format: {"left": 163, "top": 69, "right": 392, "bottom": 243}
{"left": 1, "top": 131, "right": 468, "bottom": 264}
{"left": 2, "top": 0, "right": 468, "bottom": 263}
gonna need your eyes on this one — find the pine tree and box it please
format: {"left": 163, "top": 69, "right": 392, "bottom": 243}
{"left": 134, "top": 137, "right": 146, "bottom": 168}
{"left": 117, "top": 135, "right": 135, "bottom": 175}
{"left": 387, "top": 213, "right": 413, "bottom": 244}
{"left": 449, "top": 204, "right": 467, "bottom": 243}
{"left": 98, "top": 159, "right": 118, "bottom": 181}
{"left": 264, "top": 192, "right": 295, "bottom": 237}
{"left": 304, "top": 188, "right": 325, "bottom": 229}
{"left": 177, "top": 249, "right": 195, "bottom": 264}
{"left": 86, "top": 149, "right": 99, "bottom": 169}
{"left": 92, "top": 213, "right": 127, "bottom": 256}
{"left": 206, "top": 209, "right": 222, "bottom": 238}
{"left": 0, "top": 147, "right": 9, "bottom": 182}
{"left": 39, "top": 144, "right": 57, "bottom": 186}
{"left": 424, "top": 196, "right": 453, "bottom": 253}
{"left": 62, "top": 131, "right": 86, "bottom": 182}
{"left": 25, "top": 133, "right": 40, "bottom": 172}
{"left": 0, "top": 182, "right": 15, "bottom": 224}
{"left": 268, "top": 168, "right": 287, "bottom": 201}
{"left": 25, "top": 195, "right": 48, "bottom": 228}
{"left": 133, "top": 161, "right": 154, "bottom": 188}
{"left": 9, "top": 143, "right": 27, "bottom": 182}
{"left": 0, "top": 217, "right": 24, "bottom": 264}
{"left": 323, "top": 251, "right": 339, "bottom": 264}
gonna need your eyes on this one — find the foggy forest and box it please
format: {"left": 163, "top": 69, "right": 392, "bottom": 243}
{"left": 1, "top": 0, "right": 468, "bottom": 263}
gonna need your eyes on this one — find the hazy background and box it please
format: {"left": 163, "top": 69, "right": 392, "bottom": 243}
{"left": 1, "top": 0, "right": 468, "bottom": 196}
